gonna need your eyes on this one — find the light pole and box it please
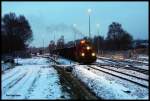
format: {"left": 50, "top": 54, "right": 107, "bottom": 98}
{"left": 73, "top": 24, "right": 77, "bottom": 60}
{"left": 53, "top": 31, "right": 56, "bottom": 49}
{"left": 96, "top": 24, "right": 100, "bottom": 34}
{"left": 43, "top": 39, "right": 44, "bottom": 54}
{"left": 96, "top": 24, "right": 100, "bottom": 55}
{"left": 53, "top": 31, "right": 56, "bottom": 64}
{"left": 73, "top": 24, "right": 77, "bottom": 46}
{"left": 87, "top": 8, "right": 92, "bottom": 40}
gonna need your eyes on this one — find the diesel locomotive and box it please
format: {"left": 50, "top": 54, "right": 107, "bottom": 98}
{"left": 51, "top": 40, "right": 97, "bottom": 64}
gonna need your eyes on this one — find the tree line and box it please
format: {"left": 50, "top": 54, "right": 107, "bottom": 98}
{"left": 1, "top": 13, "right": 33, "bottom": 54}
{"left": 92, "top": 22, "right": 133, "bottom": 51}
{"left": 1, "top": 12, "right": 144, "bottom": 55}
{"left": 49, "top": 22, "right": 134, "bottom": 52}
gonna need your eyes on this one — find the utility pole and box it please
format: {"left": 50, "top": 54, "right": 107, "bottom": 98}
{"left": 43, "top": 39, "right": 44, "bottom": 55}
{"left": 89, "top": 15, "right": 91, "bottom": 39}
{"left": 96, "top": 24, "right": 100, "bottom": 55}
{"left": 73, "top": 24, "right": 77, "bottom": 46}
{"left": 87, "top": 8, "right": 92, "bottom": 41}
{"left": 53, "top": 31, "right": 56, "bottom": 66}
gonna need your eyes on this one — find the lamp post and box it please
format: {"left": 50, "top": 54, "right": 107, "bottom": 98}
{"left": 53, "top": 31, "right": 56, "bottom": 64}
{"left": 53, "top": 31, "right": 56, "bottom": 49}
{"left": 73, "top": 24, "right": 77, "bottom": 46}
{"left": 96, "top": 24, "right": 100, "bottom": 55}
{"left": 73, "top": 24, "right": 77, "bottom": 60}
{"left": 43, "top": 39, "right": 44, "bottom": 54}
{"left": 96, "top": 24, "right": 100, "bottom": 34}
{"left": 87, "top": 8, "right": 92, "bottom": 40}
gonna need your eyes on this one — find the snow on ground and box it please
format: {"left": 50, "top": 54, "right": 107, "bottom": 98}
{"left": 72, "top": 65, "right": 137, "bottom": 99}
{"left": 2, "top": 57, "right": 70, "bottom": 99}
{"left": 134, "top": 65, "right": 149, "bottom": 70}
{"left": 56, "top": 57, "right": 148, "bottom": 100}
{"left": 96, "top": 58, "right": 119, "bottom": 66}
{"left": 84, "top": 66, "right": 148, "bottom": 99}
{"left": 97, "top": 56, "right": 149, "bottom": 71}
{"left": 96, "top": 59, "right": 107, "bottom": 64}
{"left": 2, "top": 66, "right": 21, "bottom": 81}
{"left": 92, "top": 65, "right": 148, "bottom": 87}
{"left": 98, "top": 55, "right": 149, "bottom": 65}
{"left": 124, "top": 59, "right": 148, "bottom": 64}
{"left": 98, "top": 54, "right": 149, "bottom": 62}
{"left": 138, "top": 55, "right": 149, "bottom": 60}
{"left": 90, "top": 67, "right": 149, "bottom": 99}
{"left": 56, "top": 57, "right": 76, "bottom": 65}
{"left": 14, "top": 57, "right": 50, "bottom": 65}
{"left": 97, "top": 56, "right": 111, "bottom": 60}
{"left": 2, "top": 63, "right": 13, "bottom": 72}
{"left": 72, "top": 65, "right": 148, "bottom": 100}
{"left": 25, "top": 66, "right": 67, "bottom": 99}
{"left": 97, "top": 65, "right": 148, "bottom": 80}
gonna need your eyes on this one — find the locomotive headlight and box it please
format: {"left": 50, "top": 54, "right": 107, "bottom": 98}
{"left": 80, "top": 40, "right": 85, "bottom": 44}
{"left": 86, "top": 46, "right": 91, "bottom": 50}
{"left": 92, "top": 53, "right": 96, "bottom": 56}
{"left": 81, "top": 53, "right": 85, "bottom": 57}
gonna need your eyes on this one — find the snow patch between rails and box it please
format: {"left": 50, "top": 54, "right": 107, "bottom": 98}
{"left": 14, "top": 57, "right": 50, "bottom": 65}
{"left": 72, "top": 65, "right": 147, "bottom": 100}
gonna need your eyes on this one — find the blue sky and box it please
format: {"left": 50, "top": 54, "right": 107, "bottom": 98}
{"left": 2, "top": 2, "right": 148, "bottom": 47}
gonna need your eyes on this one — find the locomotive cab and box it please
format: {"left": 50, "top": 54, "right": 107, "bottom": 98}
{"left": 76, "top": 40, "right": 97, "bottom": 64}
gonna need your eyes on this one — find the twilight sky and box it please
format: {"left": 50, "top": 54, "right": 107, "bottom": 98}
{"left": 2, "top": 1, "right": 148, "bottom": 47}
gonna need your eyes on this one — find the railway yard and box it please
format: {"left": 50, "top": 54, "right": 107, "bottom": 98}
{"left": 2, "top": 1, "right": 149, "bottom": 100}
{"left": 1, "top": 54, "right": 149, "bottom": 100}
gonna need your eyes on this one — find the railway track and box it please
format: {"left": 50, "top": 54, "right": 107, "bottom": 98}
{"left": 96, "top": 62, "right": 149, "bottom": 75}
{"left": 86, "top": 65, "right": 148, "bottom": 89}
{"left": 48, "top": 56, "right": 149, "bottom": 88}
{"left": 98, "top": 57, "right": 148, "bottom": 66}
{"left": 9, "top": 68, "right": 34, "bottom": 99}
{"left": 2, "top": 68, "right": 21, "bottom": 82}
{"left": 2, "top": 71, "right": 28, "bottom": 95}
{"left": 97, "top": 57, "right": 148, "bottom": 67}
{"left": 95, "top": 64, "right": 148, "bottom": 81}
{"left": 121, "top": 59, "right": 148, "bottom": 66}
{"left": 25, "top": 68, "right": 42, "bottom": 99}
{"left": 96, "top": 58, "right": 149, "bottom": 75}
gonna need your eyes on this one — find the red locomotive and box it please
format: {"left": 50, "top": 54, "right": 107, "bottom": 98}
{"left": 51, "top": 40, "right": 97, "bottom": 64}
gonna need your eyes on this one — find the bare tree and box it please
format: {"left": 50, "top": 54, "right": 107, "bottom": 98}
{"left": 2, "top": 12, "right": 33, "bottom": 54}
{"left": 106, "top": 22, "right": 133, "bottom": 50}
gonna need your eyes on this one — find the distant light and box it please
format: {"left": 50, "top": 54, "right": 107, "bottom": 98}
{"left": 96, "top": 24, "right": 100, "bottom": 28}
{"left": 92, "top": 53, "right": 95, "bottom": 56}
{"left": 88, "top": 8, "right": 92, "bottom": 13}
{"left": 87, "top": 8, "right": 92, "bottom": 15}
{"left": 73, "top": 24, "right": 76, "bottom": 27}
